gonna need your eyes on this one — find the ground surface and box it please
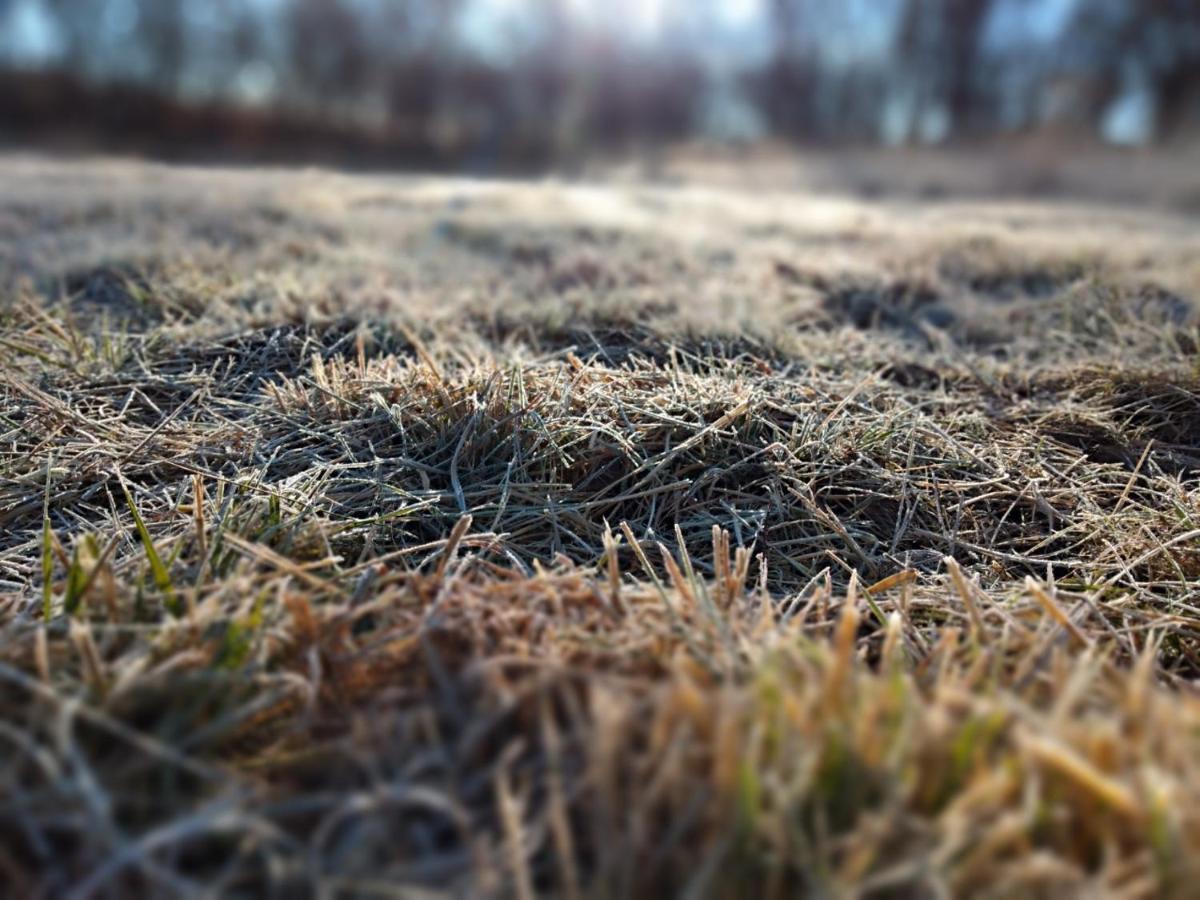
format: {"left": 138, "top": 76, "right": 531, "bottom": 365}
{"left": 2, "top": 153, "right": 1200, "bottom": 897}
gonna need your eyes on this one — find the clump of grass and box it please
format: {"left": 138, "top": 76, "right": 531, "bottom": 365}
{"left": 5, "top": 528, "right": 1200, "bottom": 895}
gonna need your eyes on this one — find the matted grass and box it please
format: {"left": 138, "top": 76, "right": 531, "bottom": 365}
{"left": 1, "top": 155, "right": 1199, "bottom": 896}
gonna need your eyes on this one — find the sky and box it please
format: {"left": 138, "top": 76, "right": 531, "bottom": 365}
{"left": 2, "top": 0, "right": 1087, "bottom": 71}
{"left": 981, "top": 0, "right": 1081, "bottom": 52}
{"left": 460, "top": 0, "right": 772, "bottom": 66}
{"left": 476, "top": 0, "right": 765, "bottom": 39}
{"left": 1, "top": 0, "right": 751, "bottom": 67}
{"left": 1, "top": 0, "right": 57, "bottom": 64}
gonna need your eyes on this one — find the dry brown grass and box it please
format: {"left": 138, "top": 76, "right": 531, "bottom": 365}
{"left": 1, "top": 154, "right": 1199, "bottom": 896}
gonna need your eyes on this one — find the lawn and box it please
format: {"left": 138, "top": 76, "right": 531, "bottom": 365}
{"left": 2, "top": 153, "right": 1199, "bottom": 896}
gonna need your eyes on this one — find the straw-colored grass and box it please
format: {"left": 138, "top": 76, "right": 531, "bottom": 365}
{"left": 2, "top": 155, "right": 1199, "bottom": 896}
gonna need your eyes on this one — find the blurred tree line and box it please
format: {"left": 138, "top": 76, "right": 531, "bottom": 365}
{"left": 1, "top": 0, "right": 1198, "bottom": 165}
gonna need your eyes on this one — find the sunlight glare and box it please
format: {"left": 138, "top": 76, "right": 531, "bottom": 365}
{"left": 564, "top": 0, "right": 668, "bottom": 38}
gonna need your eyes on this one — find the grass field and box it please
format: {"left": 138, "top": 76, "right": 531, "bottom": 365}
{"left": 2, "top": 153, "right": 1200, "bottom": 897}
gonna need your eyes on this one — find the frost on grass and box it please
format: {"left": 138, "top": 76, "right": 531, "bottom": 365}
{"left": 1, "top": 157, "right": 1199, "bottom": 896}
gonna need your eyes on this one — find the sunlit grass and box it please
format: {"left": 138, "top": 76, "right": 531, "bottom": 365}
{"left": 1, "top": 156, "right": 1199, "bottom": 895}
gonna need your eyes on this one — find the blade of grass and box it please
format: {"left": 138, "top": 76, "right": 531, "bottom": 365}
{"left": 41, "top": 461, "right": 53, "bottom": 621}
{"left": 119, "top": 473, "right": 180, "bottom": 616}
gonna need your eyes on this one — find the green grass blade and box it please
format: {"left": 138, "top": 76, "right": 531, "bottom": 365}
{"left": 41, "top": 517, "right": 53, "bottom": 621}
{"left": 63, "top": 544, "right": 90, "bottom": 615}
{"left": 121, "top": 479, "right": 181, "bottom": 616}
{"left": 41, "top": 459, "right": 53, "bottom": 621}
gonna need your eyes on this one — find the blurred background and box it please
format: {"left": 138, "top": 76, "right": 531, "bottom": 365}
{"left": 1, "top": 0, "right": 1198, "bottom": 184}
